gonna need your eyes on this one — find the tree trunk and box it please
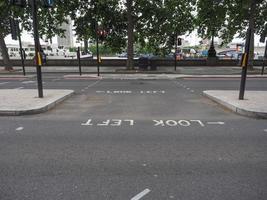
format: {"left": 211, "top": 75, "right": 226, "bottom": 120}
{"left": 248, "top": 0, "right": 256, "bottom": 70}
{"left": 0, "top": 33, "right": 13, "bottom": 71}
{"left": 126, "top": 0, "right": 134, "bottom": 70}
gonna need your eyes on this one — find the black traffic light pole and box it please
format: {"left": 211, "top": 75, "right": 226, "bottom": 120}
{"left": 96, "top": 24, "right": 100, "bottom": 77}
{"left": 262, "top": 40, "right": 267, "bottom": 75}
{"left": 239, "top": 28, "right": 252, "bottom": 100}
{"left": 174, "top": 33, "right": 178, "bottom": 71}
{"left": 30, "top": 0, "right": 43, "bottom": 98}
{"left": 17, "top": 22, "right": 26, "bottom": 76}
{"left": 77, "top": 46, "right": 82, "bottom": 75}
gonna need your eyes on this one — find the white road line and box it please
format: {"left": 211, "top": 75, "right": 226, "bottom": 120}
{"left": 13, "top": 87, "right": 24, "bottom": 90}
{"left": 16, "top": 127, "right": 24, "bottom": 131}
{"left": 190, "top": 90, "right": 195, "bottom": 93}
{"left": 52, "top": 78, "right": 61, "bottom": 82}
{"left": 0, "top": 82, "right": 9, "bottom": 85}
{"left": 87, "top": 79, "right": 102, "bottom": 88}
{"left": 131, "top": 189, "right": 151, "bottom": 200}
{"left": 264, "top": 129, "right": 267, "bottom": 132}
{"left": 21, "top": 81, "right": 35, "bottom": 84}
{"left": 207, "top": 122, "right": 225, "bottom": 125}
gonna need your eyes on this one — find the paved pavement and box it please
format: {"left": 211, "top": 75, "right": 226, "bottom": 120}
{"left": 0, "top": 89, "right": 74, "bottom": 115}
{"left": 204, "top": 90, "right": 267, "bottom": 118}
{"left": 0, "top": 74, "right": 266, "bottom": 200}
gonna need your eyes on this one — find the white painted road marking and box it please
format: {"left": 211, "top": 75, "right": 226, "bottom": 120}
{"left": 153, "top": 119, "right": 205, "bottom": 127}
{"left": 81, "top": 119, "right": 135, "bottom": 126}
{"left": 21, "top": 81, "right": 35, "bottom": 84}
{"left": 16, "top": 127, "right": 24, "bottom": 131}
{"left": 131, "top": 189, "right": 151, "bottom": 200}
{"left": 81, "top": 119, "right": 224, "bottom": 128}
{"left": 264, "top": 129, "right": 267, "bottom": 132}
{"left": 96, "top": 90, "right": 165, "bottom": 94}
{"left": 207, "top": 122, "right": 225, "bottom": 125}
{"left": 0, "top": 82, "right": 9, "bottom": 85}
{"left": 13, "top": 87, "right": 24, "bottom": 90}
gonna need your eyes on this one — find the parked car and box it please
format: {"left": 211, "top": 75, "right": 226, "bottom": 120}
{"left": 217, "top": 50, "right": 243, "bottom": 60}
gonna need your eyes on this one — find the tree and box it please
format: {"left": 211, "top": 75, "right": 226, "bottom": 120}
{"left": 69, "top": 0, "right": 126, "bottom": 54}
{"left": 0, "top": 0, "right": 68, "bottom": 70}
{"left": 221, "top": 0, "right": 266, "bottom": 68}
{"left": 196, "top": 0, "right": 227, "bottom": 57}
{"left": 136, "top": 0, "right": 196, "bottom": 55}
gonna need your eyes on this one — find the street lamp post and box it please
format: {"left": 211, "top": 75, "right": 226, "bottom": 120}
{"left": 208, "top": 29, "right": 217, "bottom": 57}
{"left": 208, "top": 0, "right": 223, "bottom": 58}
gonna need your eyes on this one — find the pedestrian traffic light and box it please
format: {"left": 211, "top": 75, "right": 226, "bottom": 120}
{"left": 178, "top": 38, "right": 182, "bottom": 46}
{"left": 9, "top": 0, "right": 26, "bottom": 7}
{"left": 42, "top": 0, "right": 54, "bottom": 8}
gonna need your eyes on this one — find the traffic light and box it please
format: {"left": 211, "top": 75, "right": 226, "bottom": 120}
{"left": 178, "top": 38, "right": 182, "bottom": 46}
{"left": 9, "top": 0, "right": 26, "bottom": 7}
{"left": 10, "top": 19, "right": 19, "bottom": 40}
{"left": 42, "top": 0, "right": 54, "bottom": 8}
{"left": 97, "top": 29, "right": 108, "bottom": 41}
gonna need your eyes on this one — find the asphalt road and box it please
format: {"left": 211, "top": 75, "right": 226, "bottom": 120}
{"left": 0, "top": 76, "right": 267, "bottom": 200}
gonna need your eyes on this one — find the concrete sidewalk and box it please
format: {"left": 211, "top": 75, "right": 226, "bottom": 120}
{"left": 204, "top": 90, "right": 267, "bottom": 119}
{"left": 0, "top": 89, "right": 74, "bottom": 116}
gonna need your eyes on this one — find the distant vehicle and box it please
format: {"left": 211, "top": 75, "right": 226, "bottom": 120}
{"left": 217, "top": 50, "right": 243, "bottom": 60}
{"left": 117, "top": 52, "right": 127, "bottom": 57}
{"left": 80, "top": 51, "right": 93, "bottom": 59}
{"left": 64, "top": 50, "right": 93, "bottom": 59}
{"left": 117, "top": 52, "right": 139, "bottom": 58}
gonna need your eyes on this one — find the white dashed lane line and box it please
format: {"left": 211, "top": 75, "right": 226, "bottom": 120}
{"left": 16, "top": 127, "right": 24, "bottom": 131}
{"left": 21, "top": 81, "right": 35, "bottom": 84}
{"left": 131, "top": 189, "right": 151, "bottom": 200}
{"left": 13, "top": 87, "right": 24, "bottom": 90}
{"left": 264, "top": 129, "right": 267, "bottom": 132}
{"left": 0, "top": 82, "right": 9, "bottom": 85}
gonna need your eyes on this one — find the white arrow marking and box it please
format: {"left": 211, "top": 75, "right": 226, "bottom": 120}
{"left": 131, "top": 189, "right": 151, "bottom": 200}
{"left": 207, "top": 122, "right": 225, "bottom": 125}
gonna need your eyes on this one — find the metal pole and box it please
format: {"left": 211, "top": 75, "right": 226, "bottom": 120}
{"left": 77, "top": 47, "right": 82, "bottom": 75}
{"left": 96, "top": 26, "right": 100, "bottom": 77}
{"left": 31, "top": 0, "right": 43, "bottom": 98}
{"left": 174, "top": 33, "right": 177, "bottom": 71}
{"left": 262, "top": 40, "right": 267, "bottom": 75}
{"left": 17, "top": 22, "right": 25, "bottom": 76}
{"left": 239, "top": 28, "right": 252, "bottom": 100}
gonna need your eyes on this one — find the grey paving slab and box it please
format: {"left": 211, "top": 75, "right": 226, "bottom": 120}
{"left": 0, "top": 89, "right": 74, "bottom": 116}
{"left": 203, "top": 90, "right": 267, "bottom": 118}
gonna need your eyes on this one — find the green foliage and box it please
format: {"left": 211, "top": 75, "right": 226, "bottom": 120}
{"left": 136, "top": 0, "right": 196, "bottom": 55}
{"left": 69, "top": 0, "right": 127, "bottom": 52}
{"left": 89, "top": 44, "right": 115, "bottom": 55}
